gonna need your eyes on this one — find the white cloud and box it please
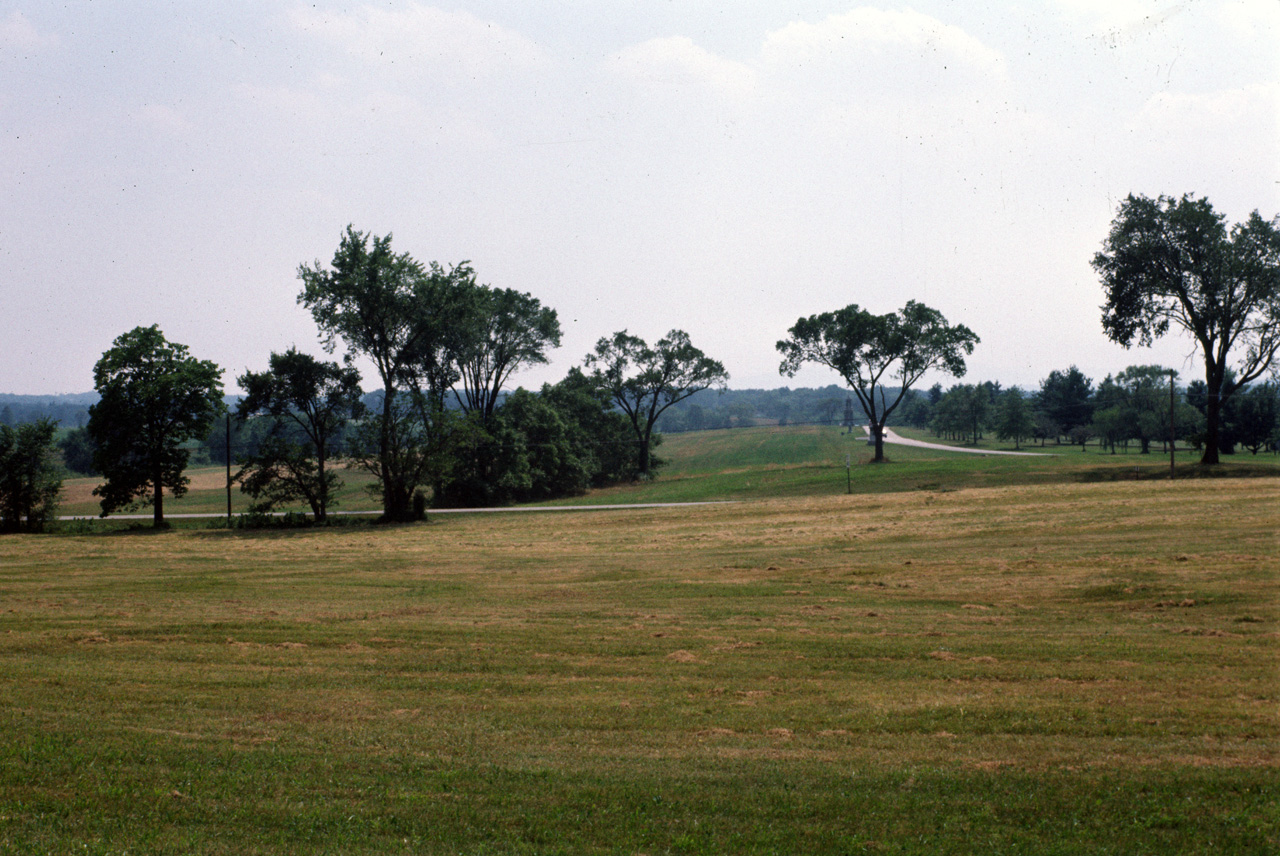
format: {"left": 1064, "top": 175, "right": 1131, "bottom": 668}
{"left": 1055, "top": 0, "right": 1189, "bottom": 42}
{"left": 608, "top": 36, "right": 757, "bottom": 101}
{"left": 288, "top": 2, "right": 547, "bottom": 80}
{"left": 1222, "top": 0, "right": 1280, "bottom": 33}
{"left": 1132, "top": 84, "right": 1279, "bottom": 132}
{"left": 759, "top": 7, "right": 1008, "bottom": 101}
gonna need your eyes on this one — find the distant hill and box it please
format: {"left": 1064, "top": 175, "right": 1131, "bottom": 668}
{"left": 0, "top": 392, "right": 99, "bottom": 406}
{"left": 0, "top": 393, "right": 98, "bottom": 428}
{"left": 0, "top": 393, "right": 244, "bottom": 428}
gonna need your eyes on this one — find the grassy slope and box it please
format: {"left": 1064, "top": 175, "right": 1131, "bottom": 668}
{"left": 3, "top": 476, "right": 1277, "bottom": 852}
{"left": 548, "top": 424, "right": 1280, "bottom": 505}
{"left": 55, "top": 424, "right": 1280, "bottom": 517}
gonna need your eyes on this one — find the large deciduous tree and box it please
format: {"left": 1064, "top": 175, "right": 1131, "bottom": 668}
{"left": 235, "top": 348, "right": 363, "bottom": 522}
{"left": 453, "top": 286, "right": 561, "bottom": 425}
{"left": 88, "top": 325, "right": 224, "bottom": 527}
{"left": 433, "top": 285, "right": 561, "bottom": 507}
{"left": 298, "top": 227, "right": 471, "bottom": 521}
{"left": 0, "top": 418, "right": 62, "bottom": 532}
{"left": 1094, "top": 193, "right": 1280, "bottom": 464}
{"left": 586, "top": 330, "right": 728, "bottom": 477}
{"left": 777, "top": 301, "right": 978, "bottom": 462}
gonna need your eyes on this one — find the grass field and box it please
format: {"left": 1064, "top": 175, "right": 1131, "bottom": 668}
{"left": 53, "top": 424, "right": 1280, "bottom": 518}
{"left": 558, "top": 425, "right": 1280, "bottom": 505}
{"left": 3, "top": 455, "right": 1277, "bottom": 852}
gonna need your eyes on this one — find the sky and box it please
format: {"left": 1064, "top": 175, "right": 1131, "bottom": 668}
{"left": 2, "top": 0, "right": 1277, "bottom": 397}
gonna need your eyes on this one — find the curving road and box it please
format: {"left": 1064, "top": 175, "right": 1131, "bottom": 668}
{"left": 863, "top": 426, "right": 1054, "bottom": 456}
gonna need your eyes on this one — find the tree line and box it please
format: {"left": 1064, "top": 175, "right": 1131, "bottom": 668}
{"left": 9, "top": 227, "right": 729, "bottom": 528}
{"left": 2, "top": 193, "right": 1277, "bottom": 530}
{"left": 900, "top": 368, "right": 1279, "bottom": 455}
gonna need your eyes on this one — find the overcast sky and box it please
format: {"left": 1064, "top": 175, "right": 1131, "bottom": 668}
{"left": 3, "top": 0, "right": 1277, "bottom": 396}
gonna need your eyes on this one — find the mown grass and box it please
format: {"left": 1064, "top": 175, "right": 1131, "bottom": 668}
{"left": 3, "top": 478, "right": 1277, "bottom": 853}
{"left": 56, "top": 465, "right": 384, "bottom": 519}
{"left": 54, "top": 424, "right": 1279, "bottom": 517}
{"left": 553, "top": 425, "right": 1280, "bottom": 505}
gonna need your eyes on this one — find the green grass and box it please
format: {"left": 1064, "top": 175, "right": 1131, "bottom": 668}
{"left": 547, "top": 424, "right": 1280, "bottom": 505}
{"left": 3, "top": 477, "right": 1277, "bottom": 853}
{"left": 54, "top": 424, "right": 1279, "bottom": 517}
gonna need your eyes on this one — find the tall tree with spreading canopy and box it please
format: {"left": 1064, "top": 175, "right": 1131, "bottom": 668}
{"left": 777, "top": 301, "right": 979, "bottom": 462}
{"left": 235, "top": 348, "right": 363, "bottom": 522}
{"left": 88, "top": 325, "right": 224, "bottom": 527}
{"left": 433, "top": 285, "right": 561, "bottom": 507}
{"left": 585, "top": 330, "right": 728, "bottom": 476}
{"left": 298, "top": 227, "right": 471, "bottom": 521}
{"left": 453, "top": 286, "right": 561, "bottom": 424}
{"left": 1094, "top": 193, "right": 1280, "bottom": 464}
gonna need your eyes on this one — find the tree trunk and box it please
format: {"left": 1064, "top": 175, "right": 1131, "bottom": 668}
{"left": 384, "top": 484, "right": 414, "bottom": 522}
{"left": 380, "top": 391, "right": 397, "bottom": 514}
{"left": 153, "top": 460, "right": 165, "bottom": 528}
{"left": 638, "top": 430, "right": 652, "bottom": 476}
{"left": 1202, "top": 371, "right": 1222, "bottom": 465}
{"left": 871, "top": 423, "right": 886, "bottom": 463}
{"left": 316, "top": 448, "right": 327, "bottom": 523}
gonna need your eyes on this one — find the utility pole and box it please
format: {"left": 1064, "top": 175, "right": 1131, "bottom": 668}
{"left": 226, "top": 412, "right": 233, "bottom": 523}
{"left": 1169, "top": 369, "right": 1176, "bottom": 478}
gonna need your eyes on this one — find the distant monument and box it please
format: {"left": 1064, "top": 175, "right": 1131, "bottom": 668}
{"left": 842, "top": 396, "right": 856, "bottom": 435}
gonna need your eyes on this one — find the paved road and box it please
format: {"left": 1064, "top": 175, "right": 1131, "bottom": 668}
{"left": 864, "top": 426, "right": 1054, "bottom": 456}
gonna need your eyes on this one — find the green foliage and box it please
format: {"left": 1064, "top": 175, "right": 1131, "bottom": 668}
{"left": 542, "top": 367, "right": 643, "bottom": 486}
{"left": 298, "top": 226, "right": 473, "bottom": 521}
{"left": 431, "top": 410, "right": 533, "bottom": 508}
{"left": 1037, "top": 366, "right": 1094, "bottom": 439}
{"left": 493, "top": 389, "right": 587, "bottom": 501}
{"left": 453, "top": 284, "right": 561, "bottom": 424}
{"left": 0, "top": 418, "right": 62, "bottom": 532}
{"left": 778, "top": 301, "right": 979, "bottom": 461}
{"left": 1233, "top": 382, "right": 1280, "bottom": 454}
{"left": 87, "top": 325, "right": 224, "bottom": 527}
{"left": 57, "top": 426, "right": 97, "bottom": 475}
{"left": 994, "top": 388, "right": 1036, "bottom": 450}
{"left": 202, "top": 411, "right": 272, "bottom": 466}
{"left": 434, "top": 371, "right": 646, "bottom": 507}
{"left": 235, "top": 348, "right": 363, "bottom": 521}
{"left": 1091, "top": 405, "right": 1129, "bottom": 454}
{"left": 1095, "top": 194, "right": 1280, "bottom": 463}
{"left": 586, "top": 329, "right": 728, "bottom": 476}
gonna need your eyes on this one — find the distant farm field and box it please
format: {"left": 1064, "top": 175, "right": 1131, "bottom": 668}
{"left": 3, "top": 477, "right": 1277, "bottom": 853}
